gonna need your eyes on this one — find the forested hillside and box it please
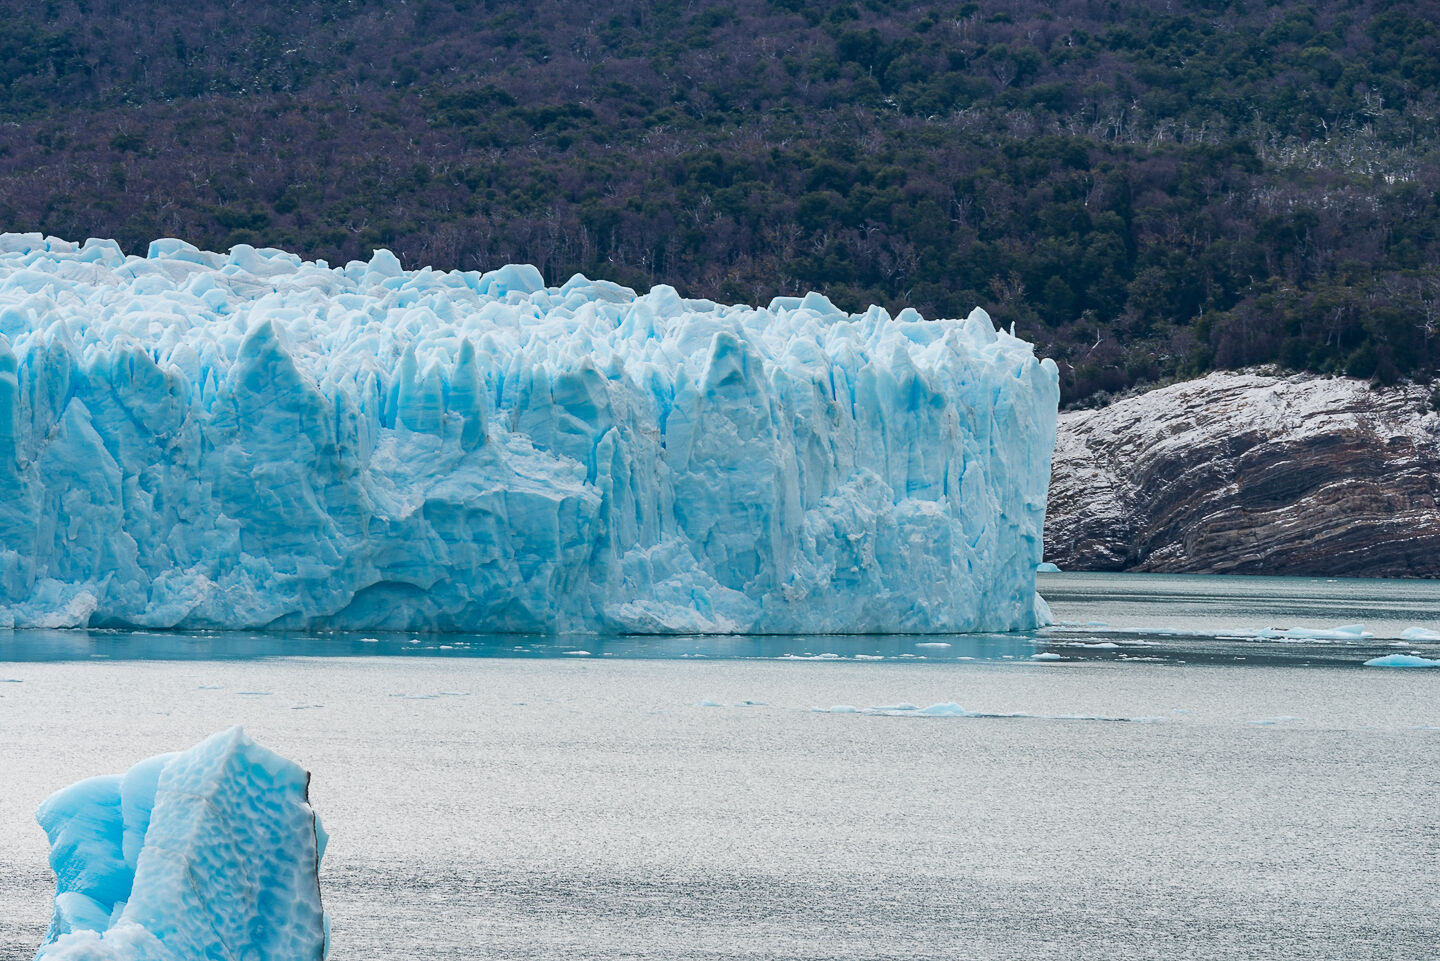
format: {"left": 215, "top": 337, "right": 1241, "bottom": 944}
{"left": 3, "top": 0, "right": 1438, "bottom": 403}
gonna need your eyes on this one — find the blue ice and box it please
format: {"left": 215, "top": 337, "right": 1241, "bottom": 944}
{"left": 33, "top": 728, "right": 328, "bottom": 961}
{"left": 1364, "top": 654, "right": 1440, "bottom": 668}
{"left": 0, "top": 234, "right": 1058, "bottom": 634}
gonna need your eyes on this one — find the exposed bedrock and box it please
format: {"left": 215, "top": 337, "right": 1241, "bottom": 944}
{"left": 1046, "top": 371, "right": 1440, "bottom": 577}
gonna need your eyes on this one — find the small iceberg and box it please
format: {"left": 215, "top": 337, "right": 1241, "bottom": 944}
{"left": 1399, "top": 627, "right": 1440, "bottom": 642}
{"left": 810, "top": 702, "right": 1153, "bottom": 722}
{"left": 32, "top": 728, "right": 328, "bottom": 961}
{"left": 1263, "top": 624, "right": 1371, "bottom": 642}
{"left": 1363, "top": 654, "right": 1440, "bottom": 668}
{"left": 812, "top": 702, "right": 973, "bottom": 717}
{"left": 914, "top": 702, "right": 971, "bottom": 716}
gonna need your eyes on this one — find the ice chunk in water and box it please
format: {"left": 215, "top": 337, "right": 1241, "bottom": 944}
{"left": 33, "top": 728, "right": 327, "bottom": 961}
{"left": 1364, "top": 654, "right": 1440, "bottom": 668}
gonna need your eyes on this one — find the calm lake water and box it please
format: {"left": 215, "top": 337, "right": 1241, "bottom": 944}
{"left": 1, "top": 573, "right": 1436, "bottom": 960}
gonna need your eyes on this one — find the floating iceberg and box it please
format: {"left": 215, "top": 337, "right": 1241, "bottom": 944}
{"left": 1364, "top": 654, "right": 1440, "bottom": 668}
{"left": 1262, "top": 624, "right": 1371, "bottom": 642}
{"left": 807, "top": 702, "right": 1142, "bottom": 721}
{"left": 0, "top": 234, "right": 1058, "bottom": 633}
{"left": 811, "top": 702, "right": 970, "bottom": 716}
{"left": 32, "top": 727, "right": 328, "bottom": 961}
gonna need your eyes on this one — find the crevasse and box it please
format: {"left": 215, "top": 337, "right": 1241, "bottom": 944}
{"left": 0, "top": 234, "right": 1058, "bottom": 633}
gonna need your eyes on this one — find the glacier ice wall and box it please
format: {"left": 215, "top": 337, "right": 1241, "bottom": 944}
{"left": 0, "top": 233, "right": 1058, "bottom": 633}
{"left": 33, "top": 727, "right": 328, "bottom": 961}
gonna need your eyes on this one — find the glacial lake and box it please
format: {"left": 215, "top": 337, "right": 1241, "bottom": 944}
{"left": 2, "top": 572, "right": 1436, "bottom": 960}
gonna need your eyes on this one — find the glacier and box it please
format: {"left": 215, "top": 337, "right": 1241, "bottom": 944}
{"left": 0, "top": 233, "right": 1058, "bottom": 633}
{"left": 32, "top": 727, "right": 328, "bottom": 961}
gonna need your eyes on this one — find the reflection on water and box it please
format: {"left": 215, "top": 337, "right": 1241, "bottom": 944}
{"left": 1038, "top": 570, "right": 1440, "bottom": 637}
{"left": 3, "top": 572, "right": 1437, "bottom": 667}
{"left": 0, "top": 629, "right": 1042, "bottom": 662}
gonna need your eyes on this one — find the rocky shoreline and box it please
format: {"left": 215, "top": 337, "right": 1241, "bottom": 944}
{"left": 1044, "top": 371, "right": 1440, "bottom": 577}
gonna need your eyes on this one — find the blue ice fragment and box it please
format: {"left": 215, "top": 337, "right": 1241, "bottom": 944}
{"left": 33, "top": 728, "right": 327, "bottom": 961}
{"left": 1364, "top": 654, "right": 1440, "bottom": 668}
{"left": 34, "top": 775, "right": 129, "bottom": 937}
{"left": 366, "top": 248, "right": 403, "bottom": 279}
{"left": 486, "top": 262, "right": 545, "bottom": 295}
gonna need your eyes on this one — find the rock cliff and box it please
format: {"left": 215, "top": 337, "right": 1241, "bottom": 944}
{"left": 1045, "top": 371, "right": 1440, "bottom": 576}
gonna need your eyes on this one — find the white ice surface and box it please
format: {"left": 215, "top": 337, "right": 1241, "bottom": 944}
{"left": 0, "top": 234, "right": 1058, "bottom": 634}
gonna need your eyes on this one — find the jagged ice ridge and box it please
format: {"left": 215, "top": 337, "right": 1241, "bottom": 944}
{"left": 0, "top": 234, "right": 1058, "bottom": 633}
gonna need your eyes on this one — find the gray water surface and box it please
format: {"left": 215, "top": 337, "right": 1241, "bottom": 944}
{"left": 2, "top": 573, "right": 1437, "bottom": 960}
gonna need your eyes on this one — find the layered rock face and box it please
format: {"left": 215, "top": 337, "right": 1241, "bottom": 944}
{"left": 1046, "top": 371, "right": 1440, "bottom": 576}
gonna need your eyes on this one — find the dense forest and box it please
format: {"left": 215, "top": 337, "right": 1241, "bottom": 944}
{"left": 2, "top": 0, "right": 1438, "bottom": 404}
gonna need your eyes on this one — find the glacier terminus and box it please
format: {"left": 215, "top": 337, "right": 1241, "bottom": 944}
{"left": 0, "top": 234, "right": 1058, "bottom": 634}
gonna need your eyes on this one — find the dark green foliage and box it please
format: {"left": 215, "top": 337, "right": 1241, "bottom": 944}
{"left": 3, "top": 0, "right": 1439, "bottom": 404}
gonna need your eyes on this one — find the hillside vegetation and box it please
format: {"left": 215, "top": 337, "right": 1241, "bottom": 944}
{"left": 4, "top": 0, "right": 1438, "bottom": 403}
